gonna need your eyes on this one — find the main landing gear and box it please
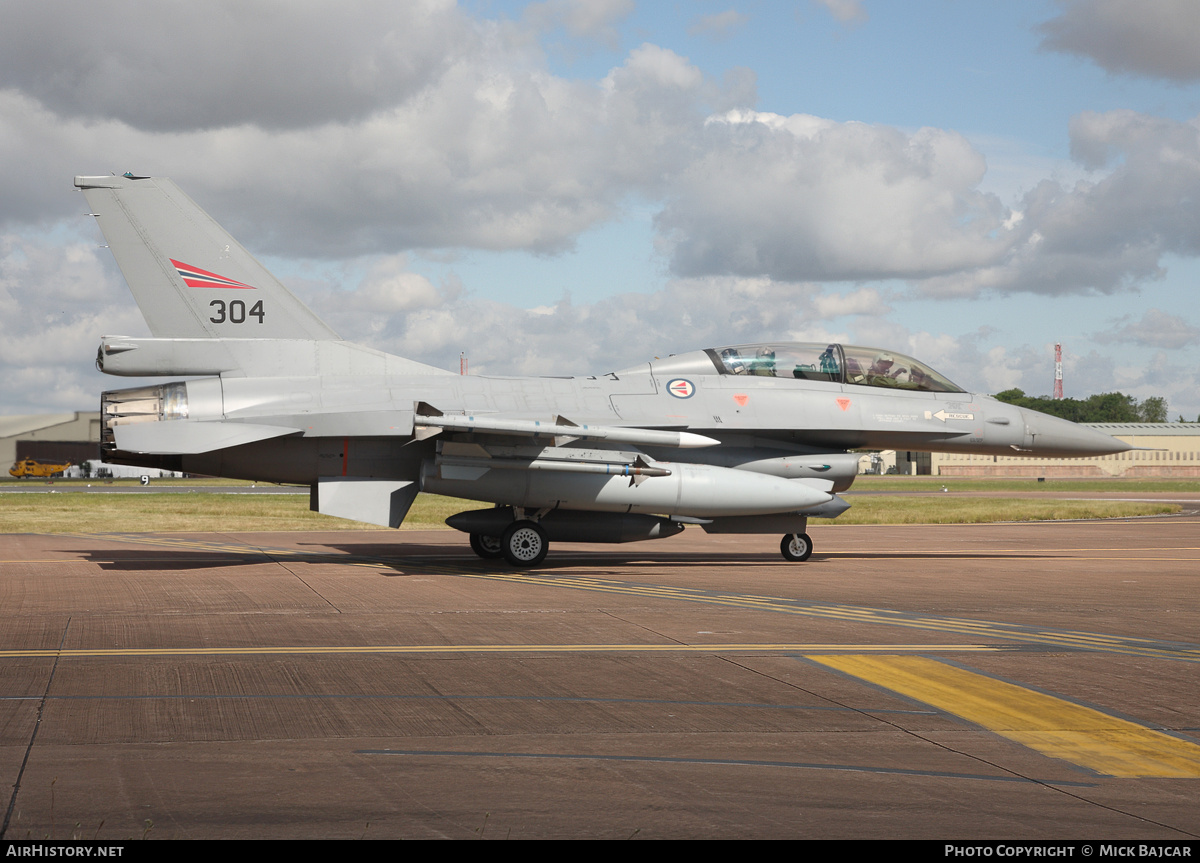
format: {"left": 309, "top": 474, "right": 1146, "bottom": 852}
{"left": 470, "top": 522, "right": 813, "bottom": 567}
{"left": 469, "top": 521, "right": 548, "bottom": 567}
{"left": 780, "top": 532, "right": 813, "bottom": 562}
{"left": 468, "top": 532, "right": 503, "bottom": 559}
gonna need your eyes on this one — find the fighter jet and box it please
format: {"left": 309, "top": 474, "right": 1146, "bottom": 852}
{"left": 77, "top": 174, "right": 1130, "bottom": 566}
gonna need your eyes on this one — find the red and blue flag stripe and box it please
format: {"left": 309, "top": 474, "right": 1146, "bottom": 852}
{"left": 171, "top": 259, "right": 256, "bottom": 289}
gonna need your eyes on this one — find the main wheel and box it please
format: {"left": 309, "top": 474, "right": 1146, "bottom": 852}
{"left": 502, "top": 520, "right": 548, "bottom": 567}
{"left": 780, "top": 532, "right": 813, "bottom": 562}
{"left": 469, "top": 533, "right": 504, "bottom": 559}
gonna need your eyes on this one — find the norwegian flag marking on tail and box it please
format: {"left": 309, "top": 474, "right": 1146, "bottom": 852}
{"left": 171, "top": 259, "right": 256, "bottom": 289}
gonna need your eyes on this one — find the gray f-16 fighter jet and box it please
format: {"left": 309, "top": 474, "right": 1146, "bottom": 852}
{"left": 77, "top": 174, "right": 1129, "bottom": 566}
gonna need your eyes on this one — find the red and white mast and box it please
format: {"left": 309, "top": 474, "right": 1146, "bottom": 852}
{"left": 1053, "top": 343, "right": 1063, "bottom": 400}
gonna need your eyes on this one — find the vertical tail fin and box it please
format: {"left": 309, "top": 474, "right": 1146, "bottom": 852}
{"left": 76, "top": 174, "right": 339, "bottom": 340}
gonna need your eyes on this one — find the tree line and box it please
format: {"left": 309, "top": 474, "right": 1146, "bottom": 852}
{"left": 992, "top": 389, "right": 1176, "bottom": 423}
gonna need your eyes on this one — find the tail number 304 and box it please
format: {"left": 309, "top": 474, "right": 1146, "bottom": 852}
{"left": 209, "top": 299, "right": 265, "bottom": 324}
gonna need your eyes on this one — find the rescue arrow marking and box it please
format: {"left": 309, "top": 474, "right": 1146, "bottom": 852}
{"left": 925, "top": 410, "right": 975, "bottom": 422}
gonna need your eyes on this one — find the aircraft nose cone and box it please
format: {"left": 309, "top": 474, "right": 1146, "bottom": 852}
{"left": 1019, "top": 409, "right": 1132, "bottom": 456}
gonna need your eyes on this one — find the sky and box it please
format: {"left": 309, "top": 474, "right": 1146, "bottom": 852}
{"left": 1, "top": 0, "right": 1199, "bottom": 419}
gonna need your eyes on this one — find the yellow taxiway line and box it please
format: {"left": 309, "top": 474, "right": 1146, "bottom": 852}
{"left": 809, "top": 654, "right": 1200, "bottom": 778}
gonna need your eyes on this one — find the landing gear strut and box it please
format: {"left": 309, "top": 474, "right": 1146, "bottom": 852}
{"left": 780, "top": 532, "right": 813, "bottom": 562}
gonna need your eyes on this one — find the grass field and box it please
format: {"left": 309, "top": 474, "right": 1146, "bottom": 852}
{"left": 844, "top": 476, "right": 1200, "bottom": 493}
{"left": 0, "top": 490, "right": 471, "bottom": 534}
{"left": 0, "top": 481, "right": 1185, "bottom": 533}
{"left": 812, "top": 496, "right": 1179, "bottom": 524}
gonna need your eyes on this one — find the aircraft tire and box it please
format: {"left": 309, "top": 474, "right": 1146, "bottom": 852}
{"left": 502, "top": 521, "right": 549, "bottom": 567}
{"left": 469, "top": 533, "right": 504, "bottom": 560}
{"left": 780, "top": 532, "right": 813, "bottom": 562}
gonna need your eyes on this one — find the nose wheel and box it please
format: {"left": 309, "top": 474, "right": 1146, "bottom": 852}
{"left": 780, "top": 532, "right": 813, "bottom": 562}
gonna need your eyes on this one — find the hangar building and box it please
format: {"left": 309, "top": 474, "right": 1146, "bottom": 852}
{"left": 1, "top": 412, "right": 102, "bottom": 471}
{"left": 933, "top": 423, "right": 1200, "bottom": 477}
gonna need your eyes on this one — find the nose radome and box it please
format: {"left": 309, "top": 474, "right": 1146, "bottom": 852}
{"left": 1019, "top": 409, "right": 1132, "bottom": 456}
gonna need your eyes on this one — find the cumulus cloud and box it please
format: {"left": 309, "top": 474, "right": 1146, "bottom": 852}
{"left": 656, "top": 106, "right": 1199, "bottom": 299}
{"left": 2, "top": 2, "right": 1196, "bottom": 306}
{"left": 1040, "top": 0, "right": 1200, "bottom": 81}
{"left": 811, "top": 287, "right": 891, "bottom": 318}
{"left": 1094, "top": 309, "right": 1200, "bottom": 349}
{"left": 262, "top": 252, "right": 879, "bottom": 381}
{"left": 318, "top": 272, "right": 830, "bottom": 376}
{"left": 1108, "top": 350, "right": 1199, "bottom": 419}
{"left": 918, "top": 110, "right": 1200, "bottom": 297}
{"left": 11, "top": 98, "right": 1191, "bottom": 304}
{"left": 812, "top": 0, "right": 868, "bottom": 25}
{"left": 307, "top": 254, "right": 461, "bottom": 339}
{"left": 525, "top": 0, "right": 634, "bottom": 49}
{"left": 0, "top": 0, "right": 475, "bottom": 132}
{"left": 0, "top": 231, "right": 151, "bottom": 413}
{"left": 688, "top": 10, "right": 749, "bottom": 40}
{"left": 1, "top": 34, "right": 724, "bottom": 258}
{"left": 658, "top": 110, "right": 1012, "bottom": 282}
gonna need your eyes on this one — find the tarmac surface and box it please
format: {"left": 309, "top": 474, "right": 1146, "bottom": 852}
{"left": 1, "top": 515, "right": 1199, "bottom": 840}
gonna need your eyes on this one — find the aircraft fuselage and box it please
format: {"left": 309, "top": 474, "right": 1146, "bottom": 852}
{"left": 80, "top": 174, "right": 1129, "bottom": 565}
{"left": 102, "top": 350, "right": 1122, "bottom": 486}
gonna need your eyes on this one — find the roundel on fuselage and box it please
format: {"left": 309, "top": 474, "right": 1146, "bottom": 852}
{"left": 667, "top": 378, "right": 695, "bottom": 398}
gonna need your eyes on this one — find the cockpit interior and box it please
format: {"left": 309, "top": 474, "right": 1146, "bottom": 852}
{"left": 704, "top": 343, "right": 964, "bottom": 393}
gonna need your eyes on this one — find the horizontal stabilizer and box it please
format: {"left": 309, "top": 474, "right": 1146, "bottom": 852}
{"left": 97, "top": 337, "right": 452, "bottom": 378}
{"left": 112, "top": 420, "right": 300, "bottom": 454}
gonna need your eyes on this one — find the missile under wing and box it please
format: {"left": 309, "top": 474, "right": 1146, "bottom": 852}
{"left": 77, "top": 174, "right": 1131, "bottom": 566}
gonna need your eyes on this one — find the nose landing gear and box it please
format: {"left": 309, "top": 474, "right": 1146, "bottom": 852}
{"left": 780, "top": 532, "right": 813, "bottom": 562}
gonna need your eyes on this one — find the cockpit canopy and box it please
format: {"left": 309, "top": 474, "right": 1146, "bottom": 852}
{"left": 704, "top": 343, "right": 965, "bottom": 393}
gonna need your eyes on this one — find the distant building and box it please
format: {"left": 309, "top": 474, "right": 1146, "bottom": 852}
{"left": 1, "top": 413, "right": 101, "bottom": 471}
{"left": 933, "top": 423, "right": 1200, "bottom": 477}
